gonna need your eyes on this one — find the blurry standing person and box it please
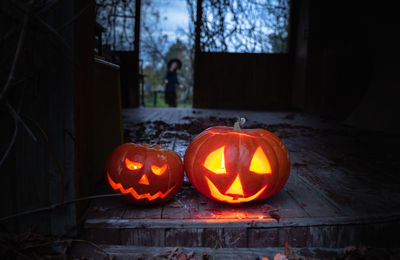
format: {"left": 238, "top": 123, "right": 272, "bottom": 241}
{"left": 164, "top": 58, "right": 183, "bottom": 107}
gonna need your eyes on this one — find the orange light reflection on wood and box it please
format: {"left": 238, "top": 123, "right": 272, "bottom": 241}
{"left": 194, "top": 212, "right": 276, "bottom": 222}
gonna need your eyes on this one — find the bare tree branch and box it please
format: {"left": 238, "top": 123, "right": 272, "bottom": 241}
{"left": 187, "top": 0, "right": 290, "bottom": 53}
{"left": 0, "top": 193, "right": 127, "bottom": 222}
{"left": 0, "top": 105, "right": 19, "bottom": 168}
{"left": 0, "top": 15, "right": 28, "bottom": 102}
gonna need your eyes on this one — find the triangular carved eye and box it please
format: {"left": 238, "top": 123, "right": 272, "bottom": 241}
{"left": 125, "top": 158, "right": 143, "bottom": 170}
{"left": 204, "top": 146, "right": 227, "bottom": 174}
{"left": 249, "top": 146, "right": 272, "bottom": 174}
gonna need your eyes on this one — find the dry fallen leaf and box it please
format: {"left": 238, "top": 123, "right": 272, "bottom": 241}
{"left": 273, "top": 253, "right": 288, "bottom": 260}
{"left": 299, "top": 203, "right": 307, "bottom": 208}
{"left": 202, "top": 252, "right": 209, "bottom": 260}
{"left": 207, "top": 209, "right": 223, "bottom": 215}
{"left": 177, "top": 253, "right": 187, "bottom": 260}
{"left": 270, "top": 212, "right": 281, "bottom": 222}
{"left": 166, "top": 202, "right": 184, "bottom": 208}
{"left": 186, "top": 251, "right": 194, "bottom": 258}
{"left": 155, "top": 246, "right": 183, "bottom": 259}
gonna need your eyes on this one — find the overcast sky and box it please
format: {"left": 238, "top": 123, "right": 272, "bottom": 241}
{"left": 152, "top": 0, "right": 190, "bottom": 41}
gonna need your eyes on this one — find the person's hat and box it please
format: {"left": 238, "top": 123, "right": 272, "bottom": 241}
{"left": 167, "top": 58, "right": 182, "bottom": 69}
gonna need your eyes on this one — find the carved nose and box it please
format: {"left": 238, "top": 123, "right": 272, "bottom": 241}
{"left": 138, "top": 174, "right": 150, "bottom": 185}
{"left": 225, "top": 175, "right": 244, "bottom": 196}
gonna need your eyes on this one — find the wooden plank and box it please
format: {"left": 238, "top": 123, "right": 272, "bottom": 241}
{"left": 84, "top": 213, "right": 400, "bottom": 229}
{"left": 336, "top": 224, "right": 364, "bottom": 248}
{"left": 70, "top": 245, "right": 344, "bottom": 260}
{"left": 171, "top": 108, "right": 184, "bottom": 124}
{"left": 223, "top": 228, "right": 247, "bottom": 247}
{"left": 265, "top": 189, "right": 309, "bottom": 219}
{"left": 143, "top": 108, "right": 162, "bottom": 122}
{"left": 202, "top": 228, "right": 224, "bottom": 247}
{"left": 123, "top": 204, "right": 162, "bottom": 219}
{"left": 285, "top": 171, "right": 342, "bottom": 217}
{"left": 84, "top": 217, "right": 400, "bottom": 247}
{"left": 285, "top": 133, "right": 400, "bottom": 217}
{"left": 86, "top": 196, "right": 127, "bottom": 219}
{"left": 162, "top": 186, "right": 199, "bottom": 220}
{"left": 294, "top": 159, "right": 385, "bottom": 216}
{"left": 278, "top": 226, "right": 309, "bottom": 247}
{"left": 85, "top": 228, "right": 120, "bottom": 244}
{"left": 248, "top": 228, "right": 280, "bottom": 247}
{"left": 308, "top": 226, "right": 338, "bottom": 248}
{"left": 120, "top": 228, "right": 165, "bottom": 246}
{"left": 285, "top": 139, "right": 357, "bottom": 216}
{"left": 165, "top": 228, "right": 203, "bottom": 247}
{"left": 85, "top": 218, "right": 276, "bottom": 229}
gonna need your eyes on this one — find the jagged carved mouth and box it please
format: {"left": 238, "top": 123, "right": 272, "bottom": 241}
{"left": 107, "top": 172, "right": 175, "bottom": 201}
{"left": 205, "top": 176, "right": 267, "bottom": 203}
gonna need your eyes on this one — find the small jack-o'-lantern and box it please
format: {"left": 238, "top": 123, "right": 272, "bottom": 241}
{"left": 184, "top": 118, "right": 290, "bottom": 203}
{"left": 105, "top": 143, "right": 184, "bottom": 205}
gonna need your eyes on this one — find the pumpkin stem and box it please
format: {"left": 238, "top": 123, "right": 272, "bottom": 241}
{"left": 233, "top": 117, "right": 246, "bottom": 130}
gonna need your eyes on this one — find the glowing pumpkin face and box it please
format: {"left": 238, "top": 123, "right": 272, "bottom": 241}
{"left": 105, "top": 143, "right": 184, "bottom": 205}
{"left": 184, "top": 125, "right": 290, "bottom": 203}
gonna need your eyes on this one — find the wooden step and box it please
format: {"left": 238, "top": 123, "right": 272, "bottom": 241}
{"left": 89, "top": 108, "right": 400, "bottom": 250}
{"left": 69, "top": 244, "right": 344, "bottom": 260}
{"left": 83, "top": 191, "right": 400, "bottom": 248}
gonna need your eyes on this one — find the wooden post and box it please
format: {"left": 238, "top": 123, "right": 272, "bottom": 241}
{"left": 74, "top": 0, "right": 95, "bottom": 219}
{"left": 193, "top": 0, "right": 203, "bottom": 108}
{"left": 134, "top": 0, "right": 142, "bottom": 106}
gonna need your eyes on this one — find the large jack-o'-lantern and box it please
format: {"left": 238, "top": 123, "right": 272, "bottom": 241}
{"left": 105, "top": 143, "right": 184, "bottom": 205}
{"left": 184, "top": 118, "right": 290, "bottom": 203}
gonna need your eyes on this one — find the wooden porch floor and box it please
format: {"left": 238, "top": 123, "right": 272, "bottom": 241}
{"left": 83, "top": 107, "right": 400, "bottom": 250}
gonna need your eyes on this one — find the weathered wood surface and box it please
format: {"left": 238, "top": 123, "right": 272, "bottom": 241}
{"left": 194, "top": 53, "right": 291, "bottom": 109}
{"left": 84, "top": 107, "right": 400, "bottom": 248}
{"left": 70, "top": 244, "right": 343, "bottom": 260}
{"left": 0, "top": 1, "right": 77, "bottom": 235}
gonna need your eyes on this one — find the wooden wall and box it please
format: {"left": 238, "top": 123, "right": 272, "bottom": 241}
{"left": 344, "top": 3, "right": 400, "bottom": 133}
{"left": 74, "top": 0, "right": 96, "bottom": 220}
{"left": 114, "top": 51, "right": 140, "bottom": 108}
{"left": 290, "top": 1, "right": 386, "bottom": 119}
{"left": 0, "top": 0, "right": 77, "bottom": 235}
{"left": 92, "top": 59, "right": 124, "bottom": 187}
{"left": 0, "top": 0, "right": 123, "bottom": 235}
{"left": 74, "top": 2, "right": 124, "bottom": 218}
{"left": 194, "top": 53, "right": 291, "bottom": 109}
{"left": 290, "top": 0, "right": 309, "bottom": 109}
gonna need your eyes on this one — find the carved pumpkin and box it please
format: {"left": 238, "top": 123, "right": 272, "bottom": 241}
{"left": 184, "top": 119, "right": 290, "bottom": 203}
{"left": 105, "top": 143, "right": 184, "bottom": 205}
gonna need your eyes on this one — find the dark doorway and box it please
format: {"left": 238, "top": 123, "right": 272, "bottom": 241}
{"left": 140, "top": 0, "right": 194, "bottom": 108}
